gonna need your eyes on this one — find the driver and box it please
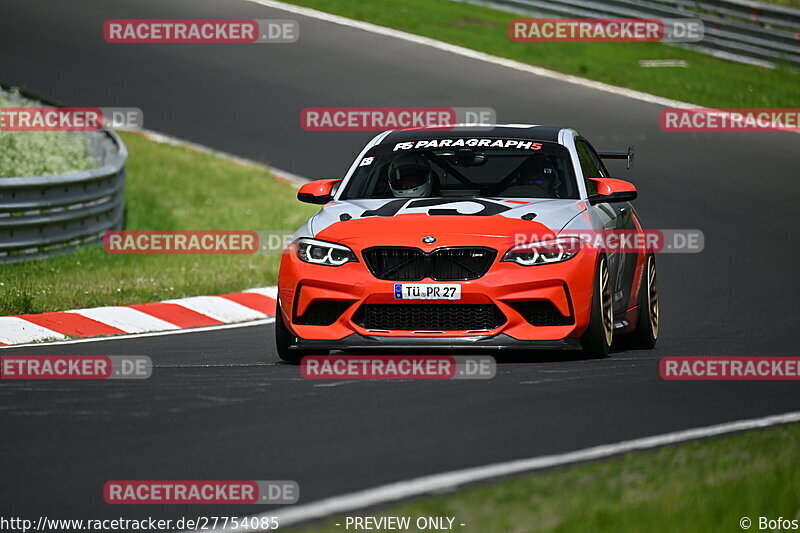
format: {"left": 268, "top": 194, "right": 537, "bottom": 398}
{"left": 388, "top": 153, "right": 435, "bottom": 198}
{"left": 516, "top": 156, "right": 561, "bottom": 196}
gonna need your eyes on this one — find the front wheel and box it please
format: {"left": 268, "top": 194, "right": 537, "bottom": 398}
{"left": 580, "top": 256, "right": 614, "bottom": 358}
{"left": 274, "top": 301, "right": 328, "bottom": 364}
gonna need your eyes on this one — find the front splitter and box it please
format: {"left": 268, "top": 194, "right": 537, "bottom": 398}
{"left": 292, "top": 333, "right": 581, "bottom": 351}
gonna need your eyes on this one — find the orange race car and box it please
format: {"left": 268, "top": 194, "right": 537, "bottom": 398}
{"left": 275, "top": 125, "right": 658, "bottom": 362}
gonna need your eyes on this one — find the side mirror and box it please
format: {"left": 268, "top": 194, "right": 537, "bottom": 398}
{"left": 588, "top": 177, "right": 638, "bottom": 205}
{"left": 297, "top": 179, "right": 341, "bottom": 204}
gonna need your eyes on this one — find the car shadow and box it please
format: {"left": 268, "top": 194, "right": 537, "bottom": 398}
{"left": 332, "top": 347, "right": 613, "bottom": 364}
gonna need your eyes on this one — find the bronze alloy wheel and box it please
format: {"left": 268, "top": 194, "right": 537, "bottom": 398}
{"left": 647, "top": 255, "right": 659, "bottom": 339}
{"left": 600, "top": 258, "right": 614, "bottom": 347}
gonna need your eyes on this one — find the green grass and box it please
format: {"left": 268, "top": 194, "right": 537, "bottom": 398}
{"left": 0, "top": 89, "right": 94, "bottom": 177}
{"left": 762, "top": 0, "right": 800, "bottom": 8}
{"left": 0, "top": 131, "right": 318, "bottom": 315}
{"left": 296, "top": 422, "right": 800, "bottom": 533}
{"left": 283, "top": 0, "right": 800, "bottom": 108}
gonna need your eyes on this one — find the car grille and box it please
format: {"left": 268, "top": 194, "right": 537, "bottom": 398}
{"left": 353, "top": 304, "right": 506, "bottom": 331}
{"left": 362, "top": 247, "right": 496, "bottom": 281}
{"left": 295, "top": 300, "right": 353, "bottom": 326}
{"left": 510, "top": 301, "right": 573, "bottom": 326}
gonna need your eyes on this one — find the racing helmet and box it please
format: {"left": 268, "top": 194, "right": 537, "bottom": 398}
{"left": 516, "top": 156, "right": 561, "bottom": 195}
{"left": 388, "top": 153, "right": 434, "bottom": 198}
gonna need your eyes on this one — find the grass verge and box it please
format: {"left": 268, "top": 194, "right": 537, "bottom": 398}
{"left": 283, "top": 0, "right": 800, "bottom": 108}
{"left": 0, "top": 131, "right": 317, "bottom": 315}
{"left": 762, "top": 0, "right": 800, "bottom": 8}
{"left": 296, "top": 422, "right": 800, "bottom": 533}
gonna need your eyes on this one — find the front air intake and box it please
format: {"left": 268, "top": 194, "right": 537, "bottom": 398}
{"left": 295, "top": 300, "right": 353, "bottom": 326}
{"left": 510, "top": 301, "right": 573, "bottom": 326}
{"left": 353, "top": 304, "right": 506, "bottom": 331}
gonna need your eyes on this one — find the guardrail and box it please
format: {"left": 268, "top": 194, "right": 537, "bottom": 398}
{"left": 478, "top": 0, "right": 800, "bottom": 68}
{"left": 0, "top": 95, "right": 127, "bottom": 264}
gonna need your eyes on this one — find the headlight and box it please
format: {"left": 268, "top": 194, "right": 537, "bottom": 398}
{"left": 296, "top": 238, "right": 357, "bottom": 266}
{"left": 502, "top": 236, "right": 583, "bottom": 266}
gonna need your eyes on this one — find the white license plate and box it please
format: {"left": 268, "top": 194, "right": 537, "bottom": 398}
{"left": 394, "top": 283, "right": 461, "bottom": 300}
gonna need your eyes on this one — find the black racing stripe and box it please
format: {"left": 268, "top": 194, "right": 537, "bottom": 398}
{"left": 381, "top": 125, "right": 564, "bottom": 144}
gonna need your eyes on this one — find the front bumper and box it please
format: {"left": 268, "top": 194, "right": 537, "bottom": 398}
{"left": 277, "top": 245, "right": 598, "bottom": 345}
{"left": 292, "top": 333, "right": 581, "bottom": 351}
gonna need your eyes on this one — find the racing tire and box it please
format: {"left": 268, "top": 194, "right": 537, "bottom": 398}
{"left": 580, "top": 256, "right": 613, "bottom": 359}
{"left": 624, "top": 254, "right": 659, "bottom": 349}
{"left": 274, "top": 301, "right": 328, "bottom": 364}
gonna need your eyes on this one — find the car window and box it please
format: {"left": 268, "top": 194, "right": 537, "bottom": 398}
{"left": 341, "top": 139, "right": 580, "bottom": 200}
{"left": 575, "top": 139, "right": 605, "bottom": 195}
{"left": 587, "top": 142, "right": 610, "bottom": 178}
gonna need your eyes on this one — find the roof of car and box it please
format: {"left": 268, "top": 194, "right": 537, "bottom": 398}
{"left": 380, "top": 124, "right": 566, "bottom": 144}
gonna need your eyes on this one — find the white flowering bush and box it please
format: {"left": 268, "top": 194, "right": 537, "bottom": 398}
{"left": 0, "top": 89, "right": 94, "bottom": 177}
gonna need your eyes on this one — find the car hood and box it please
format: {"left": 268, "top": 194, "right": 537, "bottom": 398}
{"left": 310, "top": 198, "right": 586, "bottom": 249}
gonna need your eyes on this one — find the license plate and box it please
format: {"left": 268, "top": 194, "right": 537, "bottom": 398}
{"left": 394, "top": 283, "right": 461, "bottom": 300}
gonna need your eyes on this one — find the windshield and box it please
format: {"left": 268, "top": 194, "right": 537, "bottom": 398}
{"left": 340, "top": 138, "right": 578, "bottom": 200}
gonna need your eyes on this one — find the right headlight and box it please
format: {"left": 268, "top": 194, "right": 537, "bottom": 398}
{"left": 502, "top": 236, "right": 583, "bottom": 266}
{"left": 296, "top": 238, "right": 357, "bottom": 266}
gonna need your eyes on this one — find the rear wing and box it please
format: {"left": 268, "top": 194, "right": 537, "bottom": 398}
{"left": 598, "top": 145, "right": 635, "bottom": 169}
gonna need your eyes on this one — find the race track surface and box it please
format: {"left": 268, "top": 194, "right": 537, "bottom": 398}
{"left": 1, "top": 0, "right": 799, "bottom": 524}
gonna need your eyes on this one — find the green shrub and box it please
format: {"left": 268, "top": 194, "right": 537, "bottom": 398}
{"left": 0, "top": 89, "right": 94, "bottom": 178}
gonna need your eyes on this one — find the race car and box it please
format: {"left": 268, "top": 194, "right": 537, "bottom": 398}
{"left": 275, "top": 125, "right": 659, "bottom": 362}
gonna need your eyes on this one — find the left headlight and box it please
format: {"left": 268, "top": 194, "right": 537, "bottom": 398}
{"left": 502, "top": 236, "right": 583, "bottom": 266}
{"left": 296, "top": 238, "right": 357, "bottom": 266}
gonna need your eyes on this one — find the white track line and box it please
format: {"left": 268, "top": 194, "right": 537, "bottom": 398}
{"left": 245, "top": 0, "right": 696, "bottom": 110}
{"left": 199, "top": 410, "right": 800, "bottom": 531}
{"left": 0, "top": 318, "right": 275, "bottom": 350}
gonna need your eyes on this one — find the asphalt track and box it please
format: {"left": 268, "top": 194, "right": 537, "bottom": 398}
{"left": 1, "top": 0, "right": 799, "bottom": 527}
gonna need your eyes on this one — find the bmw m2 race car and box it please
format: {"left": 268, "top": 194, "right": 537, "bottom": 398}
{"left": 275, "top": 125, "right": 659, "bottom": 362}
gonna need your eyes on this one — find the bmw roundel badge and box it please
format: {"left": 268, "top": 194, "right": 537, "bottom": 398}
{"left": 423, "top": 236, "right": 436, "bottom": 244}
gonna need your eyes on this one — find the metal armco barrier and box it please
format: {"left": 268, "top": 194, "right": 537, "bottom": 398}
{"left": 0, "top": 128, "right": 127, "bottom": 263}
{"left": 479, "top": 0, "right": 800, "bottom": 68}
